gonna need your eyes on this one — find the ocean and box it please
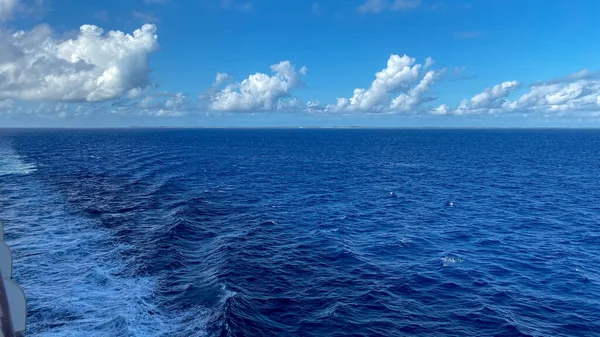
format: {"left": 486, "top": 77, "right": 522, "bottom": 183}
{"left": 0, "top": 128, "right": 599, "bottom": 336}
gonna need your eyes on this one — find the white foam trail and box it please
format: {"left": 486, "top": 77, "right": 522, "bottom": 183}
{"left": 0, "top": 147, "right": 36, "bottom": 177}
{"left": 0, "top": 156, "right": 192, "bottom": 336}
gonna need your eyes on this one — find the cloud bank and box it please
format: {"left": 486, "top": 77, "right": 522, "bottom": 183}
{"left": 0, "top": 13, "right": 598, "bottom": 120}
{"left": 434, "top": 71, "right": 600, "bottom": 116}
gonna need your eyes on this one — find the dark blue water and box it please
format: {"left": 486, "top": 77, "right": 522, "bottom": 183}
{"left": 1, "top": 129, "right": 600, "bottom": 337}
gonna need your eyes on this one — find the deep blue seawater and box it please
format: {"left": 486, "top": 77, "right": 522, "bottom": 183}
{"left": 1, "top": 129, "right": 600, "bottom": 337}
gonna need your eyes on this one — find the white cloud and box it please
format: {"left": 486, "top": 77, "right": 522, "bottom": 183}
{"left": 504, "top": 79, "right": 600, "bottom": 114}
{"left": 358, "top": 0, "right": 420, "bottom": 13}
{"left": 440, "top": 69, "right": 600, "bottom": 116}
{"left": 207, "top": 60, "right": 307, "bottom": 112}
{"left": 390, "top": 69, "right": 442, "bottom": 112}
{"left": 431, "top": 104, "right": 450, "bottom": 115}
{"left": 214, "top": 72, "right": 232, "bottom": 86}
{"left": 444, "top": 80, "right": 521, "bottom": 115}
{"left": 0, "top": 23, "right": 159, "bottom": 102}
{"left": 0, "top": 0, "right": 18, "bottom": 21}
{"left": 469, "top": 80, "right": 521, "bottom": 109}
{"left": 127, "top": 87, "right": 145, "bottom": 99}
{"left": 306, "top": 100, "right": 322, "bottom": 109}
{"left": 164, "top": 92, "right": 188, "bottom": 110}
{"left": 276, "top": 97, "right": 304, "bottom": 111}
{"left": 424, "top": 57, "right": 434, "bottom": 69}
{"left": 328, "top": 54, "right": 441, "bottom": 113}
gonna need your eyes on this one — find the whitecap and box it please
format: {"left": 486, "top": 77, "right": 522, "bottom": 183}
{"left": 314, "top": 302, "right": 340, "bottom": 318}
{"left": 441, "top": 256, "right": 463, "bottom": 266}
{"left": 219, "top": 284, "right": 237, "bottom": 304}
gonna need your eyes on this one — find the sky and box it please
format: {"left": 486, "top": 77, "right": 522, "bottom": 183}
{"left": 0, "top": 0, "right": 599, "bottom": 127}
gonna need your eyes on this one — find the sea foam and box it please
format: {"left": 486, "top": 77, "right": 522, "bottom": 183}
{"left": 0, "top": 147, "right": 36, "bottom": 177}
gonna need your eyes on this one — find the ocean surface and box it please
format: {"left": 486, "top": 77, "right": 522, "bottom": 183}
{"left": 0, "top": 129, "right": 599, "bottom": 337}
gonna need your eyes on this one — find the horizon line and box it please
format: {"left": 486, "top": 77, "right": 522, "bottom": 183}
{"left": 2, "top": 126, "right": 600, "bottom": 130}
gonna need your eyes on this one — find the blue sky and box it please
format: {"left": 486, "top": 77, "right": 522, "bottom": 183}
{"left": 0, "top": 0, "right": 599, "bottom": 127}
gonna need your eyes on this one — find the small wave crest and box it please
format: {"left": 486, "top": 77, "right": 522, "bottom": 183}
{"left": 441, "top": 256, "right": 463, "bottom": 266}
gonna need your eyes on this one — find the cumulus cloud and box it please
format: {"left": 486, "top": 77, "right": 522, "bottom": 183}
{"left": 446, "top": 80, "right": 520, "bottom": 115}
{"left": 328, "top": 54, "right": 442, "bottom": 113}
{"left": 431, "top": 104, "right": 450, "bottom": 115}
{"left": 0, "top": 0, "right": 18, "bottom": 21}
{"left": 164, "top": 93, "right": 188, "bottom": 110}
{"left": 0, "top": 23, "right": 159, "bottom": 102}
{"left": 503, "top": 78, "right": 600, "bottom": 114}
{"left": 206, "top": 61, "right": 307, "bottom": 112}
{"left": 438, "top": 69, "right": 600, "bottom": 116}
{"left": 390, "top": 69, "right": 443, "bottom": 112}
{"left": 358, "top": 0, "right": 421, "bottom": 13}
{"left": 468, "top": 81, "right": 520, "bottom": 109}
